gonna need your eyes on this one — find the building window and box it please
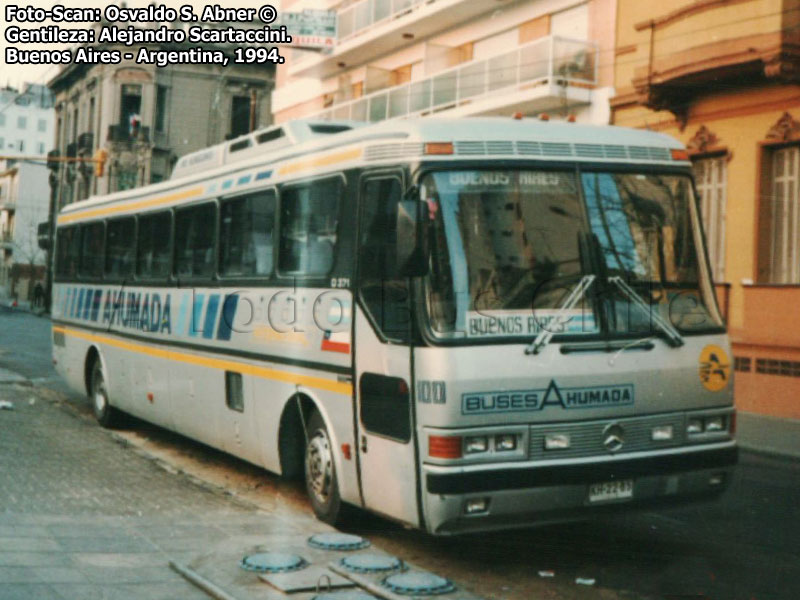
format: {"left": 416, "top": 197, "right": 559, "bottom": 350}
{"left": 37, "top": 142, "right": 45, "bottom": 155}
{"left": 155, "top": 85, "right": 168, "bottom": 133}
{"left": 766, "top": 145, "right": 800, "bottom": 283}
{"left": 17, "top": 116, "right": 27, "bottom": 129}
{"left": 17, "top": 140, "right": 24, "bottom": 152}
{"left": 0, "top": 138, "right": 4, "bottom": 149}
{"left": 120, "top": 84, "right": 142, "bottom": 135}
{"left": 230, "top": 95, "right": 252, "bottom": 138}
{"left": 692, "top": 155, "right": 727, "bottom": 281}
{"left": 87, "top": 97, "right": 95, "bottom": 134}
{"left": 37, "top": 118, "right": 46, "bottom": 132}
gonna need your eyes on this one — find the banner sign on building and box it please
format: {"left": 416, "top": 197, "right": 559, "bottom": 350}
{"left": 281, "top": 10, "right": 337, "bottom": 49}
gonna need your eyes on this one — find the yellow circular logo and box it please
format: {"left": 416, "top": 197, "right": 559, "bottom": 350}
{"left": 699, "top": 345, "right": 731, "bottom": 392}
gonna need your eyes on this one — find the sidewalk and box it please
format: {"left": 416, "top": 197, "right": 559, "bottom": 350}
{"left": 736, "top": 411, "right": 800, "bottom": 460}
{"left": 0, "top": 298, "right": 46, "bottom": 316}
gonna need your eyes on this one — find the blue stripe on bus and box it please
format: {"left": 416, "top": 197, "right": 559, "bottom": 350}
{"left": 177, "top": 292, "right": 189, "bottom": 336}
{"left": 76, "top": 289, "right": 85, "bottom": 319}
{"left": 90, "top": 290, "right": 102, "bottom": 321}
{"left": 71, "top": 287, "right": 79, "bottom": 318}
{"left": 190, "top": 294, "right": 205, "bottom": 337}
{"left": 83, "top": 289, "right": 94, "bottom": 320}
{"left": 255, "top": 170, "right": 272, "bottom": 181}
{"left": 216, "top": 294, "right": 238, "bottom": 341}
{"left": 202, "top": 294, "right": 220, "bottom": 339}
{"left": 237, "top": 175, "right": 252, "bottom": 186}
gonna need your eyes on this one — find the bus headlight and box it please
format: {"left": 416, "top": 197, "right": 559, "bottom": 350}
{"left": 544, "top": 433, "right": 571, "bottom": 450}
{"left": 705, "top": 416, "right": 725, "bottom": 432}
{"left": 651, "top": 425, "right": 674, "bottom": 441}
{"left": 686, "top": 418, "right": 703, "bottom": 434}
{"left": 495, "top": 434, "right": 517, "bottom": 451}
{"left": 465, "top": 436, "right": 488, "bottom": 454}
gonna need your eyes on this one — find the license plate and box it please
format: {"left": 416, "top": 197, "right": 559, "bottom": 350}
{"left": 588, "top": 479, "right": 634, "bottom": 503}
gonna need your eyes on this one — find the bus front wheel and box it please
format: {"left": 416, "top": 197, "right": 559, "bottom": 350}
{"left": 89, "top": 359, "right": 123, "bottom": 428}
{"left": 304, "top": 411, "right": 344, "bottom": 525}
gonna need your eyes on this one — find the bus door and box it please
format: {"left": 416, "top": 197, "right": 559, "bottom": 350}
{"left": 354, "top": 174, "right": 420, "bottom": 526}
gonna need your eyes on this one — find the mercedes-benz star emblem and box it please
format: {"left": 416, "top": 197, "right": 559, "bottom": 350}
{"left": 603, "top": 423, "right": 624, "bottom": 452}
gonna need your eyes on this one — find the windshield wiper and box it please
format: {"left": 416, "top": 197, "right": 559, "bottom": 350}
{"left": 607, "top": 276, "right": 684, "bottom": 347}
{"left": 525, "top": 274, "right": 596, "bottom": 355}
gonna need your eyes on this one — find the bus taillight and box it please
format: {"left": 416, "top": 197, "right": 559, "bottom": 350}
{"left": 429, "top": 435, "right": 463, "bottom": 459}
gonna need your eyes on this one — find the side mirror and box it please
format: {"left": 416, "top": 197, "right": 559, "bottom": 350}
{"left": 396, "top": 194, "right": 429, "bottom": 278}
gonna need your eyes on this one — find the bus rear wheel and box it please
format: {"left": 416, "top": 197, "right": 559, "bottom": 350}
{"left": 89, "top": 359, "right": 123, "bottom": 428}
{"left": 304, "top": 411, "right": 344, "bottom": 525}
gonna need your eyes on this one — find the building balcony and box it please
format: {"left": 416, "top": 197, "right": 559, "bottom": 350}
{"left": 107, "top": 124, "right": 151, "bottom": 146}
{"left": 310, "top": 35, "right": 597, "bottom": 123}
{"left": 47, "top": 150, "right": 60, "bottom": 171}
{"left": 77, "top": 132, "right": 94, "bottom": 155}
{"left": 628, "top": 1, "right": 800, "bottom": 119}
{"left": 289, "top": 0, "right": 509, "bottom": 79}
{"left": 337, "top": 0, "right": 425, "bottom": 42}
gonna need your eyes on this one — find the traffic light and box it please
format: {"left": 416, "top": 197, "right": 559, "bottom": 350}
{"left": 93, "top": 148, "right": 108, "bottom": 177}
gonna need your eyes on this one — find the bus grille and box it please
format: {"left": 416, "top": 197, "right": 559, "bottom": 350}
{"left": 528, "top": 414, "right": 686, "bottom": 460}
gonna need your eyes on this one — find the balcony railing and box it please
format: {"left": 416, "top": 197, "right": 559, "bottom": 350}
{"left": 311, "top": 35, "right": 597, "bottom": 123}
{"left": 337, "top": 0, "right": 425, "bottom": 42}
{"left": 107, "top": 124, "right": 151, "bottom": 145}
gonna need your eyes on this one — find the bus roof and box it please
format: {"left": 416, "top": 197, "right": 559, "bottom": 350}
{"left": 59, "top": 117, "right": 687, "bottom": 221}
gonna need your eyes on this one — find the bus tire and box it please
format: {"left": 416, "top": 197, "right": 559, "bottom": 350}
{"left": 89, "top": 358, "right": 123, "bottom": 428}
{"left": 304, "top": 411, "right": 345, "bottom": 525}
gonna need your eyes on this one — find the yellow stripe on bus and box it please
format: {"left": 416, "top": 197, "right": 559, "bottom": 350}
{"left": 57, "top": 187, "right": 204, "bottom": 225}
{"left": 278, "top": 148, "right": 363, "bottom": 176}
{"left": 53, "top": 325, "right": 353, "bottom": 396}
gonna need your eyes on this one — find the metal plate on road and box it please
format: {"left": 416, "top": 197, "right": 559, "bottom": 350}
{"left": 588, "top": 479, "right": 634, "bottom": 503}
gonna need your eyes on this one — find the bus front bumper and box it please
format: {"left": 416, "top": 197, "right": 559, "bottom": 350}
{"left": 421, "top": 442, "right": 737, "bottom": 535}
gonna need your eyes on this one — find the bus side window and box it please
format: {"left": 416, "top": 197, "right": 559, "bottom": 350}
{"left": 220, "top": 190, "right": 276, "bottom": 277}
{"left": 56, "top": 226, "right": 81, "bottom": 280}
{"left": 79, "top": 222, "right": 105, "bottom": 279}
{"left": 137, "top": 212, "right": 172, "bottom": 279}
{"left": 105, "top": 217, "right": 135, "bottom": 279}
{"left": 279, "top": 178, "right": 341, "bottom": 277}
{"left": 175, "top": 203, "right": 217, "bottom": 278}
{"left": 359, "top": 178, "right": 411, "bottom": 340}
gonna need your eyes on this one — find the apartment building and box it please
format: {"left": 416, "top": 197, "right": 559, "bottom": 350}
{"left": 612, "top": 0, "right": 800, "bottom": 419}
{"left": 47, "top": 24, "right": 276, "bottom": 209}
{"left": 0, "top": 84, "right": 55, "bottom": 158}
{"left": 273, "top": 0, "right": 616, "bottom": 125}
{"left": 0, "top": 160, "right": 49, "bottom": 303}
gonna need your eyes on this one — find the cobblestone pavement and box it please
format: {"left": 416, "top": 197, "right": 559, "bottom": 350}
{"left": 0, "top": 382, "right": 320, "bottom": 600}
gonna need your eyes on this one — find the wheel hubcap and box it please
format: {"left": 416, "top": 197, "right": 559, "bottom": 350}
{"left": 306, "top": 430, "right": 333, "bottom": 504}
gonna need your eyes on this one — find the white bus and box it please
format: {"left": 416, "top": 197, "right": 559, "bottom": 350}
{"left": 51, "top": 117, "right": 737, "bottom": 534}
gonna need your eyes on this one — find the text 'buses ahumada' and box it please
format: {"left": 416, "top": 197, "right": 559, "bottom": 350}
{"left": 51, "top": 117, "right": 736, "bottom": 534}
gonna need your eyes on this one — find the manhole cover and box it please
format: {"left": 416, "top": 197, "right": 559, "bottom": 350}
{"left": 341, "top": 553, "right": 403, "bottom": 574}
{"left": 308, "top": 532, "right": 370, "bottom": 551}
{"left": 239, "top": 552, "right": 308, "bottom": 573}
{"left": 382, "top": 572, "right": 455, "bottom": 595}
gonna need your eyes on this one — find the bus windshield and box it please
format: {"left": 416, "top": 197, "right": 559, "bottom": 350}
{"left": 421, "top": 169, "right": 723, "bottom": 341}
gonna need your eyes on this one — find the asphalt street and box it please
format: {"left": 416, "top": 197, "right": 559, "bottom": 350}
{"left": 1, "top": 307, "right": 799, "bottom": 600}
